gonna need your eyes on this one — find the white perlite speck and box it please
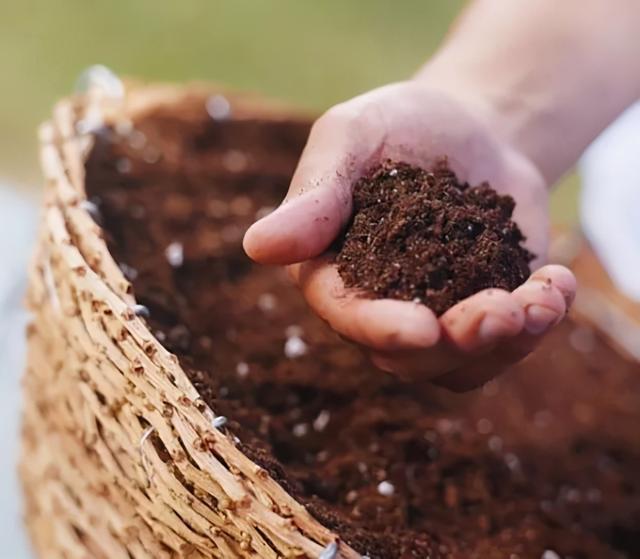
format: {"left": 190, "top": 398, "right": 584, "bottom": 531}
{"left": 482, "top": 380, "right": 500, "bottom": 396}
{"left": 377, "top": 480, "right": 395, "bottom": 497}
{"left": 236, "top": 362, "right": 250, "bottom": 377}
{"left": 75, "top": 65, "right": 124, "bottom": 100}
{"left": 285, "top": 324, "right": 304, "bottom": 338}
{"left": 313, "top": 410, "right": 331, "bottom": 432}
{"left": 292, "top": 423, "right": 308, "bottom": 437}
{"left": 488, "top": 435, "right": 503, "bottom": 453}
{"left": 116, "top": 158, "right": 132, "bottom": 174}
{"left": 505, "top": 452, "right": 521, "bottom": 471}
{"left": 132, "top": 304, "right": 150, "bottom": 318}
{"left": 284, "top": 335, "right": 307, "bottom": 358}
{"left": 222, "top": 149, "right": 248, "bottom": 172}
{"left": 477, "top": 418, "right": 493, "bottom": 435}
{"left": 206, "top": 94, "right": 232, "bottom": 120}
{"left": 212, "top": 416, "right": 228, "bottom": 429}
{"left": 142, "top": 145, "right": 161, "bottom": 164}
{"left": 318, "top": 541, "right": 338, "bottom": 559}
{"left": 75, "top": 117, "right": 100, "bottom": 136}
{"left": 119, "top": 262, "right": 138, "bottom": 281}
{"left": 257, "top": 293, "right": 277, "bottom": 312}
{"left": 80, "top": 199, "right": 101, "bottom": 222}
{"left": 541, "top": 551, "right": 561, "bottom": 559}
{"left": 115, "top": 119, "right": 134, "bottom": 136}
{"left": 138, "top": 425, "right": 157, "bottom": 487}
{"left": 128, "top": 130, "right": 147, "bottom": 150}
{"left": 165, "top": 242, "right": 184, "bottom": 267}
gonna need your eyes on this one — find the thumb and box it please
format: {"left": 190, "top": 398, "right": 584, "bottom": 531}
{"left": 243, "top": 101, "right": 384, "bottom": 265}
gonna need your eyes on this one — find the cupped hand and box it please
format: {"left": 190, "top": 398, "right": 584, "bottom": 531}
{"left": 243, "top": 81, "right": 576, "bottom": 391}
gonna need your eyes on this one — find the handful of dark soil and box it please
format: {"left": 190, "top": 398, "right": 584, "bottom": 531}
{"left": 335, "top": 160, "right": 534, "bottom": 315}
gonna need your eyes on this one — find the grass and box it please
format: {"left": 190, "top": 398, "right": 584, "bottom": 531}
{"left": 0, "top": 0, "right": 577, "bottom": 223}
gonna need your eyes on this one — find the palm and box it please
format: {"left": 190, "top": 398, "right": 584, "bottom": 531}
{"left": 245, "top": 82, "right": 575, "bottom": 390}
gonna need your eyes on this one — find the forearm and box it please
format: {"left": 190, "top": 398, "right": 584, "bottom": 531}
{"left": 417, "top": 0, "right": 640, "bottom": 185}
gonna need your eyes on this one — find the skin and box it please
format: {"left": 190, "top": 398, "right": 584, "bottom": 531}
{"left": 244, "top": 0, "right": 640, "bottom": 391}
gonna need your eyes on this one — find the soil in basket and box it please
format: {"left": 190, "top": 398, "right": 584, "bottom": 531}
{"left": 335, "top": 160, "right": 533, "bottom": 315}
{"left": 85, "top": 96, "right": 640, "bottom": 559}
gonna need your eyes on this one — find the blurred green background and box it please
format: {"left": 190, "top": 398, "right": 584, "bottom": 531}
{"left": 0, "top": 0, "right": 578, "bottom": 221}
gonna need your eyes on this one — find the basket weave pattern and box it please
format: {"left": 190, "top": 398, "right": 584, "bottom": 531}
{"left": 20, "top": 85, "right": 359, "bottom": 559}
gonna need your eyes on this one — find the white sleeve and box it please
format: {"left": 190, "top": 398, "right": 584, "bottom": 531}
{"left": 578, "top": 101, "right": 640, "bottom": 302}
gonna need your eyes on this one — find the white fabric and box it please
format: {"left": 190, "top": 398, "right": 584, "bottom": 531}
{"left": 579, "top": 101, "right": 640, "bottom": 302}
{"left": 0, "top": 185, "right": 36, "bottom": 558}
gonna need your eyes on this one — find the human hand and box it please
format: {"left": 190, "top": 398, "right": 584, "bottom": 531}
{"left": 243, "top": 81, "right": 576, "bottom": 391}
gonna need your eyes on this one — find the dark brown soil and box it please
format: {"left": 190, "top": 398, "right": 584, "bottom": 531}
{"left": 336, "top": 161, "right": 534, "bottom": 315}
{"left": 85, "top": 94, "right": 640, "bottom": 559}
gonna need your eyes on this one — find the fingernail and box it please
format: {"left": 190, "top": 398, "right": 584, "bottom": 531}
{"left": 478, "top": 316, "right": 513, "bottom": 342}
{"left": 524, "top": 304, "right": 559, "bottom": 335}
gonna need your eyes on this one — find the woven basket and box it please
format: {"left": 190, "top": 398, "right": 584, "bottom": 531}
{"left": 20, "top": 74, "right": 640, "bottom": 559}
{"left": 20, "top": 76, "right": 359, "bottom": 559}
